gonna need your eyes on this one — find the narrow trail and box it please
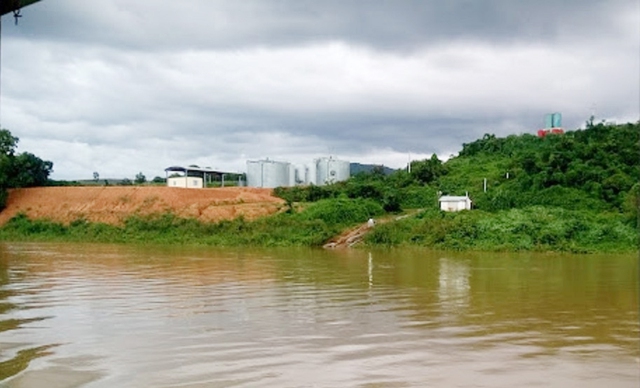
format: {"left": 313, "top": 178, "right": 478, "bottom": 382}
{"left": 323, "top": 210, "right": 420, "bottom": 249}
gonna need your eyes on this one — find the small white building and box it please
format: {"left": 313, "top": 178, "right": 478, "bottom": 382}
{"left": 168, "top": 176, "right": 204, "bottom": 188}
{"left": 439, "top": 194, "right": 472, "bottom": 212}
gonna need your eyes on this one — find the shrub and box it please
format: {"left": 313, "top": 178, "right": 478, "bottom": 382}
{"left": 298, "top": 198, "right": 384, "bottom": 226}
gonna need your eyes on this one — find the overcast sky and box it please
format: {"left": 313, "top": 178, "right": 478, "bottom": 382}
{"left": 1, "top": 0, "right": 638, "bottom": 180}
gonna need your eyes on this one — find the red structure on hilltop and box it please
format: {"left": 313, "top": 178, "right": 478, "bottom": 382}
{"left": 537, "top": 113, "right": 564, "bottom": 137}
{"left": 537, "top": 128, "right": 564, "bottom": 137}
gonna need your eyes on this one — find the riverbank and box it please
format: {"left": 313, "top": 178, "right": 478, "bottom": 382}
{"left": 0, "top": 193, "right": 636, "bottom": 253}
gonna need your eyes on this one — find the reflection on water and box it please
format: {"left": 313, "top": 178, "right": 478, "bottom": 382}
{"left": 438, "top": 257, "right": 470, "bottom": 314}
{"left": 0, "top": 243, "right": 637, "bottom": 387}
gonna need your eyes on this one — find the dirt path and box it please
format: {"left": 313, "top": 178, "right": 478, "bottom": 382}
{"left": 0, "top": 186, "right": 285, "bottom": 226}
{"left": 323, "top": 211, "right": 420, "bottom": 249}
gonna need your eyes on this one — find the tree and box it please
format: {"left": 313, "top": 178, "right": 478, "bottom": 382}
{"left": 93, "top": 172, "right": 100, "bottom": 182}
{"left": 0, "top": 128, "right": 53, "bottom": 209}
{"left": 134, "top": 172, "right": 146, "bottom": 184}
{"left": 7, "top": 152, "right": 53, "bottom": 187}
{"left": 410, "top": 154, "right": 446, "bottom": 185}
{"left": 0, "top": 129, "right": 18, "bottom": 156}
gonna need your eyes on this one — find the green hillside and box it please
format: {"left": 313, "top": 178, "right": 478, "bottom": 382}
{"left": 275, "top": 121, "right": 639, "bottom": 252}
{"left": 443, "top": 121, "right": 638, "bottom": 214}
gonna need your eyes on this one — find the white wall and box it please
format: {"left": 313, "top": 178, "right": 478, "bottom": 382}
{"left": 439, "top": 199, "right": 471, "bottom": 212}
{"left": 167, "top": 176, "right": 204, "bottom": 188}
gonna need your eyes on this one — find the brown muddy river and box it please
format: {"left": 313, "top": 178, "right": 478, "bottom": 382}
{"left": 0, "top": 243, "right": 637, "bottom": 387}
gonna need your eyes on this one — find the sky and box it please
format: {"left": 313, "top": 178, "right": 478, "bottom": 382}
{"left": 0, "top": 0, "right": 638, "bottom": 180}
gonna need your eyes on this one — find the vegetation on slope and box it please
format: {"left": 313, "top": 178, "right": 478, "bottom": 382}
{"left": 274, "top": 120, "right": 639, "bottom": 252}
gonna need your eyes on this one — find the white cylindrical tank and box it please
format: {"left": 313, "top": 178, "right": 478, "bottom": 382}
{"left": 246, "top": 159, "right": 291, "bottom": 188}
{"left": 314, "top": 157, "right": 350, "bottom": 186}
{"left": 291, "top": 164, "right": 306, "bottom": 186}
{"left": 306, "top": 163, "right": 317, "bottom": 185}
{"left": 289, "top": 165, "right": 297, "bottom": 187}
{"left": 246, "top": 161, "right": 263, "bottom": 187}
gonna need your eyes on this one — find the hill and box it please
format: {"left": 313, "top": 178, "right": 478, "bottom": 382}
{"left": 440, "top": 121, "right": 639, "bottom": 214}
{"left": 273, "top": 121, "right": 639, "bottom": 252}
{"left": 350, "top": 163, "right": 397, "bottom": 176}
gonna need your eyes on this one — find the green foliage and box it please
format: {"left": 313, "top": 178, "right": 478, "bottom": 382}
{"left": 0, "top": 129, "right": 54, "bottom": 210}
{"left": 0, "top": 189, "right": 8, "bottom": 211}
{"left": 297, "top": 198, "right": 384, "bottom": 226}
{"left": 410, "top": 154, "right": 447, "bottom": 184}
{"left": 5, "top": 152, "right": 53, "bottom": 188}
{"left": 0, "top": 129, "right": 18, "bottom": 156}
{"left": 0, "top": 198, "right": 378, "bottom": 247}
{"left": 363, "top": 206, "right": 637, "bottom": 252}
{"left": 447, "top": 122, "right": 639, "bottom": 213}
{"left": 0, "top": 130, "right": 53, "bottom": 190}
{"left": 135, "top": 172, "right": 147, "bottom": 184}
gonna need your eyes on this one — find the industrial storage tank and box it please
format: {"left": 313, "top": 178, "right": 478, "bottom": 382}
{"left": 291, "top": 164, "right": 307, "bottom": 186}
{"left": 246, "top": 159, "right": 291, "bottom": 188}
{"left": 314, "top": 157, "right": 350, "bottom": 186}
{"left": 306, "top": 163, "right": 317, "bottom": 185}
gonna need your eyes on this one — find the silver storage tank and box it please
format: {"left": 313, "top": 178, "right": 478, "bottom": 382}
{"left": 246, "top": 159, "right": 291, "bottom": 188}
{"left": 314, "top": 157, "right": 350, "bottom": 186}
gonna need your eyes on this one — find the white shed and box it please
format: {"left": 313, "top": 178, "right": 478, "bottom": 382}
{"left": 167, "top": 176, "right": 204, "bottom": 188}
{"left": 439, "top": 195, "right": 472, "bottom": 212}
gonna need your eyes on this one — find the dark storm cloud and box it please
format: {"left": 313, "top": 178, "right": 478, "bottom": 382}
{"left": 7, "top": 0, "right": 632, "bottom": 51}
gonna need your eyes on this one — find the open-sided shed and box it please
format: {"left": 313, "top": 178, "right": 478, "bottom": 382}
{"left": 164, "top": 166, "right": 231, "bottom": 189}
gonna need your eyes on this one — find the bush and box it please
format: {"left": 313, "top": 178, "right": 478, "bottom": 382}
{"left": 298, "top": 198, "right": 384, "bottom": 226}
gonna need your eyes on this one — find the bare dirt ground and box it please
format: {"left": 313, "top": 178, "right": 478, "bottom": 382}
{"left": 0, "top": 186, "right": 285, "bottom": 226}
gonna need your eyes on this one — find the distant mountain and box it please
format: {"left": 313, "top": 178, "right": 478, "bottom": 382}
{"left": 350, "top": 163, "right": 398, "bottom": 176}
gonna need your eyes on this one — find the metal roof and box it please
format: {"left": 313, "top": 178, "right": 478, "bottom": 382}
{"left": 164, "top": 166, "right": 233, "bottom": 175}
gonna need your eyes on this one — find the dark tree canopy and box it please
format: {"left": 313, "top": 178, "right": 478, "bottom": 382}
{"left": 0, "top": 128, "right": 54, "bottom": 193}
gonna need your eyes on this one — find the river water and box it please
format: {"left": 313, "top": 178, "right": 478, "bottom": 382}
{"left": 0, "top": 243, "right": 637, "bottom": 387}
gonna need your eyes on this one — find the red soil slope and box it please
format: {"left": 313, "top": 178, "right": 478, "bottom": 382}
{"left": 0, "top": 186, "right": 285, "bottom": 226}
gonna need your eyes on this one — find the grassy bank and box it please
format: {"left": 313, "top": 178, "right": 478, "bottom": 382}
{"left": 0, "top": 198, "right": 384, "bottom": 247}
{"left": 0, "top": 199, "right": 636, "bottom": 253}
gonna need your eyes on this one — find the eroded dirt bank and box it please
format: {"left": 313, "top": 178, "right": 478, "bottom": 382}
{"left": 0, "top": 186, "right": 285, "bottom": 226}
